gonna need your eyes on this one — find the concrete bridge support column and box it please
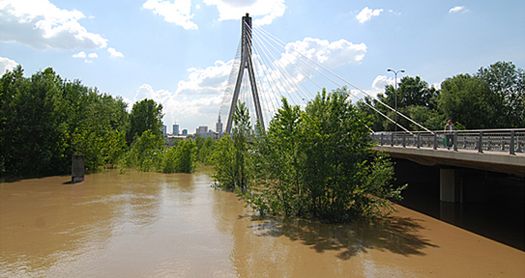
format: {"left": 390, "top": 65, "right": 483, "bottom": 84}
{"left": 440, "top": 168, "right": 461, "bottom": 202}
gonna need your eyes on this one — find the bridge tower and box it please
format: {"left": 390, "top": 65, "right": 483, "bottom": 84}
{"left": 225, "top": 13, "right": 264, "bottom": 134}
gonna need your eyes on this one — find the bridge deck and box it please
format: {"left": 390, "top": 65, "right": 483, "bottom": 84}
{"left": 374, "top": 145, "right": 525, "bottom": 176}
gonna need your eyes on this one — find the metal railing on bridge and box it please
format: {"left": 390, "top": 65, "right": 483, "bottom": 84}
{"left": 371, "top": 128, "right": 525, "bottom": 155}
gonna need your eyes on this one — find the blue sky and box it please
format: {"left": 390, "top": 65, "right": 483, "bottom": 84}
{"left": 1, "top": 0, "right": 524, "bottom": 132}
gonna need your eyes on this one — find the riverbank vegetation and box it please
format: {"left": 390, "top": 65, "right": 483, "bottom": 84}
{"left": 0, "top": 66, "right": 195, "bottom": 178}
{"left": 2, "top": 59, "right": 521, "bottom": 192}
{"left": 212, "top": 90, "right": 404, "bottom": 222}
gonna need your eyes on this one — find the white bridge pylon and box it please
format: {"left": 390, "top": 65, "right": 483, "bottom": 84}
{"left": 225, "top": 13, "right": 264, "bottom": 134}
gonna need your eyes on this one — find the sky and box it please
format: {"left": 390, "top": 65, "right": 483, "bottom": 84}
{"left": 1, "top": 0, "right": 524, "bottom": 133}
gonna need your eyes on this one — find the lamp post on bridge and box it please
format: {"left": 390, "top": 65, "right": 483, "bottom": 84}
{"left": 387, "top": 68, "right": 405, "bottom": 131}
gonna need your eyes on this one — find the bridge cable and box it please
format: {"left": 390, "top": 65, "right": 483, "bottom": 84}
{"left": 250, "top": 25, "right": 375, "bottom": 133}
{"left": 247, "top": 23, "right": 319, "bottom": 107}
{"left": 244, "top": 29, "right": 281, "bottom": 119}
{"left": 250, "top": 28, "right": 306, "bottom": 108}
{"left": 250, "top": 38, "right": 278, "bottom": 126}
{"left": 219, "top": 39, "right": 243, "bottom": 119}
{"left": 255, "top": 26, "right": 429, "bottom": 134}
{"left": 252, "top": 26, "right": 409, "bottom": 134}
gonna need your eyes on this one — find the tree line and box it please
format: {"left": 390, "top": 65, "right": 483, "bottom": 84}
{"left": 0, "top": 66, "right": 196, "bottom": 178}
{"left": 359, "top": 61, "right": 524, "bottom": 130}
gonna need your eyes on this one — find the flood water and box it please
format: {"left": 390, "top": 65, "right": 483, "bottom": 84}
{"left": 1, "top": 170, "right": 524, "bottom": 277}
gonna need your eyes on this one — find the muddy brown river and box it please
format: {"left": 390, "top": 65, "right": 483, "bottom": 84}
{"left": 1, "top": 170, "right": 524, "bottom": 277}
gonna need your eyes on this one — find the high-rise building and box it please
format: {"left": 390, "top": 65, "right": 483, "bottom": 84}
{"left": 196, "top": 126, "right": 208, "bottom": 136}
{"left": 162, "top": 125, "right": 167, "bottom": 137}
{"left": 173, "top": 123, "right": 180, "bottom": 135}
{"left": 181, "top": 129, "right": 188, "bottom": 136}
{"left": 216, "top": 115, "right": 223, "bottom": 136}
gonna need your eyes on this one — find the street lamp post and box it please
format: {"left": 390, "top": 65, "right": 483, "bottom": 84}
{"left": 387, "top": 68, "right": 405, "bottom": 131}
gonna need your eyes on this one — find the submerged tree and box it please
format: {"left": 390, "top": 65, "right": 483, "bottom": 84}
{"left": 127, "top": 99, "right": 163, "bottom": 144}
{"left": 163, "top": 140, "right": 196, "bottom": 173}
{"left": 213, "top": 89, "right": 403, "bottom": 222}
{"left": 0, "top": 66, "right": 129, "bottom": 177}
{"left": 212, "top": 102, "right": 253, "bottom": 192}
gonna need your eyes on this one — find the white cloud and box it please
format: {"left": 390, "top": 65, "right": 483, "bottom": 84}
{"left": 176, "top": 60, "right": 233, "bottom": 95}
{"left": 107, "top": 47, "right": 124, "bottom": 58}
{"left": 339, "top": 75, "right": 393, "bottom": 101}
{"left": 143, "top": 0, "right": 285, "bottom": 29}
{"left": 0, "top": 56, "right": 18, "bottom": 75}
{"left": 143, "top": 0, "right": 198, "bottom": 30}
{"left": 371, "top": 75, "right": 394, "bottom": 91}
{"left": 203, "top": 0, "right": 286, "bottom": 26}
{"left": 133, "top": 83, "right": 224, "bottom": 131}
{"left": 130, "top": 59, "right": 234, "bottom": 128}
{"left": 72, "top": 51, "right": 98, "bottom": 63}
{"left": 134, "top": 35, "right": 367, "bottom": 129}
{"left": 0, "top": 0, "right": 108, "bottom": 49}
{"left": 449, "top": 6, "right": 467, "bottom": 14}
{"left": 276, "top": 37, "right": 367, "bottom": 69}
{"left": 341, "top": 75, "right": 394, "bottom": 102}
{"left": 356, "top": 7, "right": 383, "bottom": 24}
{"left": 72, "top": 51, "right": 86, "bottom": 59}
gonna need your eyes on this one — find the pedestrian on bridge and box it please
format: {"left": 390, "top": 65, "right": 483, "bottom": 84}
{"left": 444, "top": 119, "right": 455, "bottom": 149}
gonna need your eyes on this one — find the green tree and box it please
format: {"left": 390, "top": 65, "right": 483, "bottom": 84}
{"left": 125, "top": 130, "right": 164, "bottom": 172}
{"left": 252, "top": 98, "right": 304, "bottom": 216}
{"left": 1, "top": 67, "right": 69, "bottom": 176}
{"left": 374, "top": 76, "right": 440, "bottom": 131}
{"left": 233, "top": 89, "right": 402, "bottom": 222}
{"left": 176, "top": 140, "right": 196, "bottom": 173}
{"left": 406, "top": 105, "right": 445, "bottom": 130}
{"left": 195, "top": 136, "right": 215, "bottom": 165}
{"left": 127, "top": 99, "right": 163, "bottom": 144}
{"left": 300, "top": 89, "right": 392, "bottom": 221}
{"left": 381, "top": 76, "right": 439, "bottom": 109}
{"left": 0, "top": 66, "right": 29, "bottom": 176}
{"left": 211, "top": 136, "right": 236, "bottom": 190}
{"left": 438, "top": 74, "right": 500, "bottom": 129}
{"left": 71, "top": 91, "right": 129, "bottom": 170}
{"left": 231, "top": 102, "right": 253, "bottom": 193}
{"left": 477, "top": 61, "right": 525, "bottom": 127}
{"left": 211, "top": 102, "right": 253, "bottom": 192}
{"left": 162, "top": 140, "right": 196, "bottom": 173}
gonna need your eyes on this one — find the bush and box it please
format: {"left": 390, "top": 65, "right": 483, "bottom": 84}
{"left": 124, "top": 130, "right": 164, "bottom": 172}
{"left": 213, "top": 90, "right": 404, "bottom": 222}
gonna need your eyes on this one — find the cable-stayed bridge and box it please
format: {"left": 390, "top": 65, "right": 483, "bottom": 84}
{"left": 220, "top": 13, "right": 433, "bottom": 133}
{"left": 219, "top": 14, "right": 524, "bottom": 202}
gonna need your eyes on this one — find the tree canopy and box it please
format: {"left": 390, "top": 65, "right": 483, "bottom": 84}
{"left": 127, "top": 99, "right": 163, "bottom": 143}
{"left": 0, "top": 66, "right": 129, "bottom": 177}
{"left": 213, "top": 91, "right": 403, "bottom": 222}
{"left": 358, "top": 61, "right": 524, "bottom": 130}
{"left": 0, "top": 66, "right": 194, "bottom": 178}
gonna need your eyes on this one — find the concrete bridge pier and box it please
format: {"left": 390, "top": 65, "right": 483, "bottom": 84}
{"left": 440, "top": 168, "right": 461, "bottom": 202}
{"left": 440, "top": 168, "right": 489, "bottom": 203}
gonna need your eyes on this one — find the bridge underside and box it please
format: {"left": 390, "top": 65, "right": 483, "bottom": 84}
{"left": 374, "top": 146, "right": 525, "bottom": 177}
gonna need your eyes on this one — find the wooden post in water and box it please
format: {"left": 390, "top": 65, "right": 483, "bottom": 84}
{"left": 71, "top": 154, "right": 85, "bottom": 183}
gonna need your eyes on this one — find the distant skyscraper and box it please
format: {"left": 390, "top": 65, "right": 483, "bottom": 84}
{"left": 182, "top": 129, "right": 188, "bottom": 136}
{"left": 173, "top": 123, "right": 180, "bottom": 135}
{"left": 162, "top": 125, "right": 167, "bottom": 137}
{"left": 196, "top": 126, "right": 208, "bottom": 136}
{"left": 216, "top": 115, "right": 223, "bottom": 136}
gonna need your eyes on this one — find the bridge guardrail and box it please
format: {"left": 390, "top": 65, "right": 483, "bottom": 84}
{"left": 371, "top": 128, "right": 525, "bottom": 155}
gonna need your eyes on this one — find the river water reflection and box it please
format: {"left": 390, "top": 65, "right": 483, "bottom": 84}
{"left": 1, "top": 170, "right": 524, "bottom": 277}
